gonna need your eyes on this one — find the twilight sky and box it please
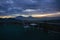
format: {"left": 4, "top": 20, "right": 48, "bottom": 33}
{"left": 0, "top": 0, "right": 60, "bottom": 16}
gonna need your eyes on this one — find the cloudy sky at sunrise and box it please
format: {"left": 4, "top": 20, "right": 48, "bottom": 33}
{"left": 0, "top": 0, "right": 60, "bottom": 16}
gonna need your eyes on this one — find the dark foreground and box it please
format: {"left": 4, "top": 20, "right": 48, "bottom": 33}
{"left": 0, "top": 23, "right": 47, "bottom": 40}
{"left": 0, "top": 22, "right": 60, "bottom": 40}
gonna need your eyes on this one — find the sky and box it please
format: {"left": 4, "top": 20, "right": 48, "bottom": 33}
{"left": 0, "top": 0, "right": 60, "bottom": 16}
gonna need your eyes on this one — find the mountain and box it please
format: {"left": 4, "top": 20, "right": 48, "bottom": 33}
{"left": 0, "top": 16, "right": 60, "bottom": 24}
{"left": 15, "top": 16, "right": 60, "bottom": 21}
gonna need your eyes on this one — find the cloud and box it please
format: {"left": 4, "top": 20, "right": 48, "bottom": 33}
{"left": 0, "top": 0, "right": 60, "bottom": 15}
{"left": 22, "top": 9, "right": 38, "bottom": 12}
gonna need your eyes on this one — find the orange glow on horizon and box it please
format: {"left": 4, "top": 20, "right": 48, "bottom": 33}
{"left": 0, "top": 12, "right": 60, "bottom": 18}
{"left": 0, "top": 16, "right": 15, "bottom": 18}
{"left": 32, "top": 13, "right": 60, "bottom": 17}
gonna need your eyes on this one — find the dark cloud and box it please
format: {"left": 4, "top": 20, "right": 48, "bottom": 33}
{"left": 0, "top": 0, "right": 60, "bottom": 15}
